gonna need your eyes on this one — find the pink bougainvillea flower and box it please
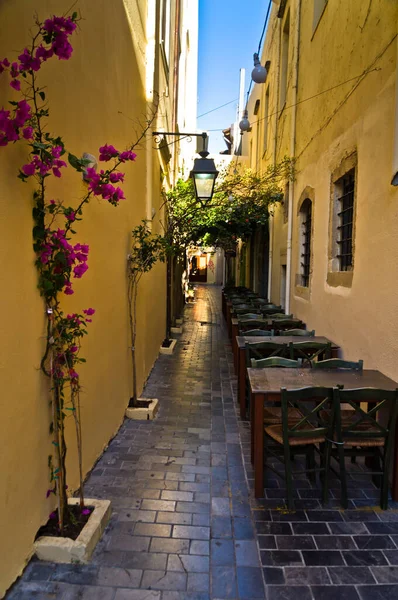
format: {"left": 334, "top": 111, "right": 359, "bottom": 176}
{"left": 66, "top": 211, "right": 75, "bottom": 221}
{"left": 22, "top": 126, "right": 34, "bottom": 139}
{"left": 35, "top": 45, "right": 54, "bottom": 62}
{"left": 22, "top": 163, "right": 36, "bottom": 176}
{"left": 14, "top": 99, "right": 32, "bottom": 127}
{"left": 73, "top": 262, "right": 88, "bottom": 278}
{"left": 119, "top": 150, "right": 137, "bottom": 162}
{"left": 51, "top": 145, "right": 63, "bottom": 158}
{"left": 82, "top": 508, "right": 91, "bottom": 516}
{"left": 49, "top": 511, "right": 57, "bottom": 520}
{"left": 64, "top": 282, "right": 74, "bottom": 295}
{"left": 52, "top": 167, "right": 61, "bottom": 177}
{"left": 50, "top": 199, "right": 56, "bottom": 205}
{"left": 10, "top": 79, "right": 21, "bottom": 91}
{"left": 99, "top": 144, "right": 119, "bottom": 161}
{"left": 10, "top": 62, "right": 19, "bottom": 78}
{"left": 83, "top": 308, "right": 95, "bottom": 316}
{"left": 18, "top": 48, "right": 41, "bottom": 72}
{"left": 46, "top": 489, "right": 55, "bottom": 498}
{"left": 69, "top": 369, "right": 79, "bottom": 379}
{"left": 70, "top": 345, "right": 78, "bottom": 353}
{"left": 109, "top": 172, "right": 125, "bottom": 183}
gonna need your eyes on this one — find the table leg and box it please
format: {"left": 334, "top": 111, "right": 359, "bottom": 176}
{"left": 233, "top": 333, "right": 238, "bottom": 373}
{"left": 251, "top": 392, "right": 254, "bottom": 464}
{"left": 239, "top": 348, "right": 246, "bottom": 420}
{"left": 254, "top": 393, "right": 265, "bottom": 498}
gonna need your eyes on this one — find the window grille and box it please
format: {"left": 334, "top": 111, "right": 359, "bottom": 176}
{"left": 300, "top": 201, "right": 312, "bottom": 287}
{"left": 336, "top": 169, "right": 355, "bottom": 271}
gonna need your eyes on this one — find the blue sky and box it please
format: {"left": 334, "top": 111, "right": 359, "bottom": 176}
{"left": 197, "top": 0, "right": 269, "bottom": 154}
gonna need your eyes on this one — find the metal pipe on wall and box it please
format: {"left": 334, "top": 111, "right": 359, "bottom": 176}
{"left": 285, "top": 0, "right": 301, "bottom": 314}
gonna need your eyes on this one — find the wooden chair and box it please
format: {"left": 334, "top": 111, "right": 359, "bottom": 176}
{"left": 289, "top": 341, "right": 332, "bottom": 365}
{"left": 273, "top": 319, "right": 305, "bottom": 332}
{"left": 250, "top": 357, "right": 302, "bottom": 368}
{"left": 244, "top": 328, "right": 275, "bottom": 337}
{"left": 237, "top": 312, "right": 263, "bottom": 319}
{"left": 281, "top": 329, "right": 315, "bottom": 337}
{"left": 234, "top": 309, "right": 262, "bottom": 317}
{"left": 239, "top": 319, "right": 269, "bottom": 333}
{"left": 312, "top": 358, "right": 363, "bottom": 370}
{"left": 329, "top": 387, "right": 398, "bottom": 509}
{"left": 266, "top": 313, "right": 293, "bottom": 319}
{"left": 245, "top": 341, "right": 289, "bottom": 363}
{"left": 264, "top": 386, "right": 334, "bottom": 509}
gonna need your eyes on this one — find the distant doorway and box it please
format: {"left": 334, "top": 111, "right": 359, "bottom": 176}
{"left": 189, "top": 255, "right": 208, "bottom": 282}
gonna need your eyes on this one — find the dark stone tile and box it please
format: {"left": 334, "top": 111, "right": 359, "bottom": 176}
{"left": 384, "top": 551, "right": 398, "bottom": 564}
{"left": 314, "top": 535, "right": 356, "bottom": 550}
{"left": 301, "top": 551, "right": 344, "bottom": 566}
{"left": 193, "top": 514, "right": 210, "bottom": 527}
{"left": 292, "top": 523, "right": 329, "bottom": 535}
{"left": 211, "top": 566, "right": 237, "bottom": 599}
{"left": 262, "top": 567, "right": 285, "bottom": 584}
{"left": 190, "top": 540, "right": 209, "bottom": 555}
{"left": 343, "top": 550, "right": 388, "bottom": 566}
{"left": 266, "top": 586, "right": 312, "bottom": 600}
{"left": 357, "top": 585, "right": 398, "bottom": 600}
{"left": 342, "top": 510, "right": 378, "bottom": 522}
{"left": 307, "top": 511, "right": 343, "bottom": 522}
{"left": 255, "top": 522, "right": 292, "bottom": 535}
{"left": 257, "top": 535, "right": 277, "bottom": 549}
{"left": 284, "top": 567, "right": 330, "bottom": 585}
{"left": 260, "top": 550, "right": 303, "bottom": 566}
{"left": 140, "top": 570, "right": 187, "bottom": 591}
{"left": 211, "top": 539, "right": 235, "bottom": 566}
{"left": 276, "top": 536, "right": 316, "bottom": 550}
{"left": 367, "top": 523, "right": 398, "bottom": 534}
{"left": 96, "top": 566, "right": 142, "bottom": 588}
{"left": 311, "top": 585, "right": 360, "bottom": 600}
{"left": 270, "top": 511, "right": 308, "bottom": 522}
{"left": 372, "top": 567, "right": 398, "bottom": 584}
{"left": 236, "top": 566, "right": 265, "bottom": 598}
{"left": 328, "top": 522, "right": 369, "bottom": 535}
{"left": 354, "top": 536, "right": 396, "bottom": 550}
{"left": 328, "top": 566, "right": 376, "bottom": 584}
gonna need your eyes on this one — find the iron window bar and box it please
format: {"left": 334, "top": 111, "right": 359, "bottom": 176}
{"left": 300, "top": 202, "right": 312, "bottom": 287}
{"left": 336, "top": 170, "right": 355, "bottom": 271}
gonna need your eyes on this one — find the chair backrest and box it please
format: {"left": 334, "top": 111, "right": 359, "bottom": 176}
{"left": 251, "top": 357, "right": 302, "bottom": 368}
{"left": 273, "top": 319, "right": 304, "bottom": 329}
{"left": 232, "top": 303, "right": 252, "bottom": 309}
{"left": 281, "top": 386, "right": 334, "bottom": 443}
{"left": 333, "top": 387, "right": 398, "bottom": 446}
{"left": 280, "top": 329, "right": 315, "bottom": 337}
{"left": 245, "top": 341, "right": 288, "bottom": 365}
{"left": 266, "top": 313, "right": 293, "bottom": 319}
{"left": 239, "top": 320, "right": 268, "bottom": 333}
{"left": 234, "top": 309, "right": 262, "bottom": 317}
{"left": 253, "top": 298, "right": 270, "bottom": 305}
{"left": 289, "top": 341, "right": 332, "bottom": 364}
{"left": 244, "top": 328, "right": 275, "bottom": 337}
{"left": 237, "top": 313, "right": 263, "bottom": 319}
{"left": 312, "top": 358, "right": 363, "bottom": 370}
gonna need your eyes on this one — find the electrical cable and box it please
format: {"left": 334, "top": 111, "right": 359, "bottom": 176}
{"left": 202, "top": 67, "right": 381, "bottom": 132}
{"left": 244, "top": 0, "right": 272, "bottom": 108}
{"left": 197, "top": 98, "right": 239, "bottom": 119}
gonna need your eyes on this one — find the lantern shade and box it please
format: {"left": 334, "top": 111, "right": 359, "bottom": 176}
{"left": 190, "top": 156, "right": 219, "bottom": 202}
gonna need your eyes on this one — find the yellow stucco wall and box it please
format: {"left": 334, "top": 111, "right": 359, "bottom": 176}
{"left": 0, "top": 1, "right": 169, "bottom": 595}
{"left": 247, "top": 0, "right": 398, "bottom": 380}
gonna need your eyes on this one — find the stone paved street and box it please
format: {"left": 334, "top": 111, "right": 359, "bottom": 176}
{"left": 6, "top": 285, "right": 398, "bottom": 599}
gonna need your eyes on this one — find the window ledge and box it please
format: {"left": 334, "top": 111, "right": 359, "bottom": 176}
{"left": 326, "top": 271, "right": 353, "bottom": 288}
{"left": 295, "top": 284, "right": 310, "bottom": 301}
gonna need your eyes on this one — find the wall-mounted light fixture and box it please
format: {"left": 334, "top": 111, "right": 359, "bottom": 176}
{"left": 391, "top": 171, "right": 398, "bottom": 186}
{"left": 251, "top": 53, "right": 267, "bottom": 84}
{"left": 152, "top": 131, "right": 219, "bottom": 204}
{"left": 239, "top": 109, "right": 251, "bottom": 132}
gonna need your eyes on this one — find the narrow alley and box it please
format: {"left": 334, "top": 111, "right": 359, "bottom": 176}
{"left": 7, "top": 286, "right": 398, "bottom": 600}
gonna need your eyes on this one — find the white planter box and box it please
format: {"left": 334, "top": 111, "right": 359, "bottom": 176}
{"left": 159, "top": 338, "right": 177, "bottom": 355}
{"left": 170, "top": 326, "right": 183, "bottom": 334}
{"left": 34, "top": 498, "right": 111, "bottom": 564}
{"left": 125, "top": 398, "right": 159, "bottom": 420}
{"left": 175, "top": 318, "right": 183, "bottom": 325}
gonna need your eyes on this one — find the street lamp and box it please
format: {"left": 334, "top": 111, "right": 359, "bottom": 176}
{"left": 152, "top": 130, "right": 219, "bottom": 205}
{"left": 190, "top": 134, "right": 219, "bottom": 205}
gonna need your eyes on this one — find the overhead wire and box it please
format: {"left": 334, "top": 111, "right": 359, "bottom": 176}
{"left": 197, "top": 98, "right": 238, "bottom": 119}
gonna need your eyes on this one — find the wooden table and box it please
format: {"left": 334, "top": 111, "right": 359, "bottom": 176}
{"left": 231, "top": 317, "right": 304, "bottom": 367}
{"left": 237, "top": 336, "right": 339, "bottom": 419}
{"left": 248, "top": 367, "right": 398, "bottom": 499}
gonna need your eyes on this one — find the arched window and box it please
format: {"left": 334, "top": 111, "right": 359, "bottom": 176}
{"left": 299, "top": 198, "right": 312, "bottom": 287}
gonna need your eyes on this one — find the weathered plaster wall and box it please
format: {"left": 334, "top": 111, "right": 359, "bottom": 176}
{"left": 0, "top": 0, "right": 168, "bottom": 595}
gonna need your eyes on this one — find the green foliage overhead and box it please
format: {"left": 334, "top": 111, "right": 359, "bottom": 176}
{"left": 165, "top": 157, "right": 295, "bottom": 252}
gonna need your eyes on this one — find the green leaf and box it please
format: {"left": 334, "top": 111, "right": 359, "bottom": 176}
{"left": 68, "top": 153, "right": 83, "bottom": 171}
{"left": 72, "top": 11, "right": 78, "bottom": 19}
{"left": 39, "top": 91, "right": 46, "bottom": 101}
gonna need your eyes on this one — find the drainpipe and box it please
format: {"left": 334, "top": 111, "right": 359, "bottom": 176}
{"left": 146, "top": 0, "right": 156, "bottom": 225}
{"left": 392, "top": 33, "right": 398, "bottom": 183}
{"left": 268, "top": 13, "right": 281, "bottom": 301}
{"left": 285, "top": 0, "right": 301, "bottom": 314}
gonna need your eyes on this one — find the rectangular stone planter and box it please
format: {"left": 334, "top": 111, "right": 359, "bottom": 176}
{"left": 34, "top": 498, "right": 111, "bottom": 564}
{"left": 159, "top": 338, "right": 177, "bottom": 355}
{"left": 170, "top": 326, "right": 183, "bottom": 334}
{"left": 125, "top": 398, "right": 159, "bottom": 420}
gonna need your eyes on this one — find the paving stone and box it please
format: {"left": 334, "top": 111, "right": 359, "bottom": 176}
{"left": 190, "top": 540, "right": 210, "bottom": 555}
{"left": 133, "top": 523, "right": 171, "bottom": 537}
{"left": 211, "top": 539, "right": 235, "bottom": 566}
{"left": 140, "top": 570, "right": 186, "bottom": 591}
{"left": 311, "top": 586, "right": 360, "bottom": 600}
{"left": 328, "top": 566, "right": 376, "bottom": 584}
{"left": 211, "top": 566, "right": 237, "bottom": 599}
{"left": 172, "top": 525, "right": 210, "bottom": 540}
{"left": 96, "top": 568, "right": 143, "bottom": 588}
{"left": 149, "top": 538, "right": 190, "bottom": 554}
{"left": 266, "top": 585, "right": 312, "bottom": 600}
{"left": 235, "top": 540, "right": 260, "bottom": 566}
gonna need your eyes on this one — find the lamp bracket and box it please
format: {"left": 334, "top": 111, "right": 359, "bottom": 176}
{"left": 152, "top": 131, "right": 208, "bottom": 150}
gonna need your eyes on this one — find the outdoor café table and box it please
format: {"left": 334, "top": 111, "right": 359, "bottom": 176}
{"left": 237, "top": 335, "right": 339, "bottom": 419}
{"left": 248, "top": 367, "right": 398, "bottom": 499}
{"left": 231, "top": 318, "right": 303, "bottom": 371}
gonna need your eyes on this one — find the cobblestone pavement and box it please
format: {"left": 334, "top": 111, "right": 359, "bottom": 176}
{"left": 7, "top": 285, "right": 398, "bottom": 600}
